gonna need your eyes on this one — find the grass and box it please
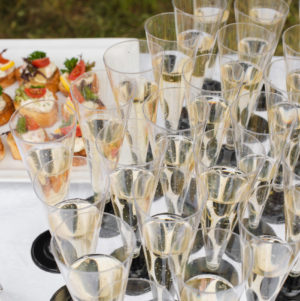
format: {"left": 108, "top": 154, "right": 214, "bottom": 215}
{"left": 0, "top": 0, "right": 298, "bottom": 54}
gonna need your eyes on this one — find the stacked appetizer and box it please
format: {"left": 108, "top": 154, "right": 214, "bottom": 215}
{"left": 0, "top": 51, "right": 97, "bottom": 163}
{"left": 16, "top": 51, "right": 60, "bottom": 93}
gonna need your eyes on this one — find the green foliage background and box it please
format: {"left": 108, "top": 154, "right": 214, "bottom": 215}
{"left": 0, "top": 0, "right": 298, "bottom": 54}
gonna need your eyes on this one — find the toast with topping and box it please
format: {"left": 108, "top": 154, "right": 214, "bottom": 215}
{"left": 0, "top": 86, "right": 15, "bottom": 126}
{"left": 16, "top": 51, "right": 60, "bottom": 93}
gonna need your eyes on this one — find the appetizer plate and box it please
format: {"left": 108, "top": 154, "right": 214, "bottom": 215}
{"left": 0, "top": 38, "right": 127, "bottom": 182}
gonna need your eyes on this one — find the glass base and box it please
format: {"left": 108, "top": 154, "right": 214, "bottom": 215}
{"left": 104, "top": 200, "right": 115, "bottom": 215}
{"left": 276, "top": 276, "right": 300, "bottom": 300}
{"left": 129, "top": 248, "right": 149, "bottom": 279}
{"left": 31, "top": 230, "right": 59, "bottom": 274}
{"left": 50, "top": 286, "right": 72, "bottom": 301}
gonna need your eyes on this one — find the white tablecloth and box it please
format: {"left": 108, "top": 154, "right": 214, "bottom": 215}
{"left": 0, "top": 182, "right": 65, "bottom": 301}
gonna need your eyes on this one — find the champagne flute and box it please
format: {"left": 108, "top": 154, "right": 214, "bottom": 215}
{"left": 195, "top": 127, "right": 265, "bottom": 270}
{"left": 172, "top": 228, "right": 253, "bottom": 301}
{"left": 172, "top": 0, "right": 227, "bottom": 55}
{"left": 135, "top": 164, "right": 206, "bottom": 294}
{"left": 9, "top": 99, "right": 77, "bottom": 273}
{"left": 51, "top": 212, "right": 136, "bottom": 301}
{"left": 103, "top": 39, "right": 163, "bottom": 119}
{"left": 145, "top": 12, "right": 200, "bottom": 128}
{"left": 70, "top": 70, "right": 131, "bottom": 195}
{"left": 238, "top": 185, "right": 300, "bottom": 301}
{"left": 230, "top": 91, "right": 294, "bottom": 227}
{"left": 33, "top": 156, "right": 109, "bottom": 276}
{"left": 217, "top": 22, "right": 275, "bottom": 104}
{"left": 234, "top": 0, "right": 289, "bottom": 52}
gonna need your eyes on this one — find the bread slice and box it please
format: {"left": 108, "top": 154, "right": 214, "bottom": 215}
{"left": 16, "top": 67, "right": 60, "bottom": 93}
{"left": 0, "top": 69, "right": 16, "bottom": 88}
{"left": 18, "top": 101, "right": 58, "bottom": 128}
{"left": 0, "top": 92, "right": 15, "bottom": 126}
{"left": 6, "top": 132, "right": 21, "bottom": 160}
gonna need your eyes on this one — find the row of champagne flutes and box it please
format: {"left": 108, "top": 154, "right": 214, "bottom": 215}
{"left": 7, "top": 0, "right": 300, "bottom": 300}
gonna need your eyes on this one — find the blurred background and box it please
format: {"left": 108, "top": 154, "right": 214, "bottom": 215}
{"left": 0, "top": 0, "right": 298, "bottom": 54}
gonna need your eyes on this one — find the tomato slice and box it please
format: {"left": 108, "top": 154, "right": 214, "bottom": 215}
{"left": 0, "top": 54, "right": 9, "bottom": 64}
{"left": 24, "top": 87, "right": 47, "bottom": 98}
{"left": 69, "top": 60, "right": 85, "bottom": 81}
{"left": 25, "top": 116, "right": 40, "bottom": 130}
{"left": 76, "top": 124, "right": 82, "bottom": 137}
{"left": 31, "top": 57, "right": 50, "bottom": 68}
{"left": 72, "top": 85, "right": 85, "bottom": 103}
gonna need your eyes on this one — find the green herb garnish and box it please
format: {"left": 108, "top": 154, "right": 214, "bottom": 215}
{"left": 14, "top": 86, "right": 29, "bottom": 104}
{"left": 27, "top": 51, "right": 46, "bottom": 61}
{"left": 85, "top": 61, "right": 95, "bottom": 72}
{"left": 0, "top": 86, "right": 3, "bottom": 96}
{"left": 82, "top": 86, "right": 98, "bottom": 101}
{"left": 30, "top": 85, "right": 45, "bottom": 89}
{"left": 16, "top": 116, "right": 27, "bottom": 134}
{"left": 61, "top": 57, "right": 78, "bottom": 74}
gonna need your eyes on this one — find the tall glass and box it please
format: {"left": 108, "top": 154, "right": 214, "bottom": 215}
{"left": 173, "top": 228, "right": 253, "bottom": 301}
{"left": 135, "top": 165, "right": 206, "bottom": 293}
{"left": 230, "top": 91, "right": 294, "bottom": 226}
{"left": 195, "top": 127, "right": 265, "bottom": 270}
{"left": 217, "top": 22, "right": 275, "bottom": 104}
{"left": 34, "top": 155, "right": 109, "bottom": 239}
{"left": 70, "top": 70, "right": 131, "bottom": 195}
{"left": 9, "top": 99, "right": 77, "bottom": 273}
{"left": 172, "top": 0, "right": 227, "bottom": 55}
{"left": 51, "top": 212, "right": 136, "bottom": 301}
{"left": 239, "top": 186, "right": 300, "bottom": 301}
{"left": 103, "top": 39, "right": 163, "bottom": 119}
{"left": 145, "top": 12, "right": 200, "bottom": 121}
{"left": 234, "top": 0, "right": 289, "bottom": 51}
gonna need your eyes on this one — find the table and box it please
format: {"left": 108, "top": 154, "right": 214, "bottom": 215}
{"left": 0, "top": 38, "right": 126, "bottom": 301}
{"left": 0, "top": 182, "right": 65, "bottom": 300}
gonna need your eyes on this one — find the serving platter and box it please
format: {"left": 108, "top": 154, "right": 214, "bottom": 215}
{"left": 0, "top": 38, "right": 127, "bottom": 182}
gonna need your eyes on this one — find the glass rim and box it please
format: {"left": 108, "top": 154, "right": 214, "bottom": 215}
{"left": 70, "top": 69, "right": 132, "bottom": 112}
{"left": 142, "top": 86, "right": 208, "bottom": 134}
{"left": 194, "top": 127, "right": 266, "bottom": 175}
{"left": 234, "top": 0, "right": 289, "bottom": 20}
{"left": 238, "top": 197, "right": 300, "bottom": 246}
{"left": 263, "top": 57, "right": 288, "bottom": 96}
{"left": 33, "top": 155, "right": 110, "bottom": 210}
{"left": 144, "top": 11, "right": 200, "bottom": 44}
{"left": 103, "top": 38, "right": 163, "bottom": 75}
{"left": 182, "top": 53, "right": 241, "bottom": 96}
{"left": 134, "top": 165, "right": 206, "bottom": 222}
{"left": 283, "top": 24, "right": 300, "bottom": 56}
{"left": 172, "top": 0, "right": 227, "bottom": 19}
{"left": 51, "top": 212, "right": 136, "bottom": 273}
{"left": 217, "top": 22, "right": 275, "bottom": 58}
{"left": 9, "top": 99, "right": 77, "bottom": 145}
{"left": 180, "top": 227, "right": 253, "bottom": 295}
{"left": 229, "top": 90, "right": 293, "bottom": 138}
